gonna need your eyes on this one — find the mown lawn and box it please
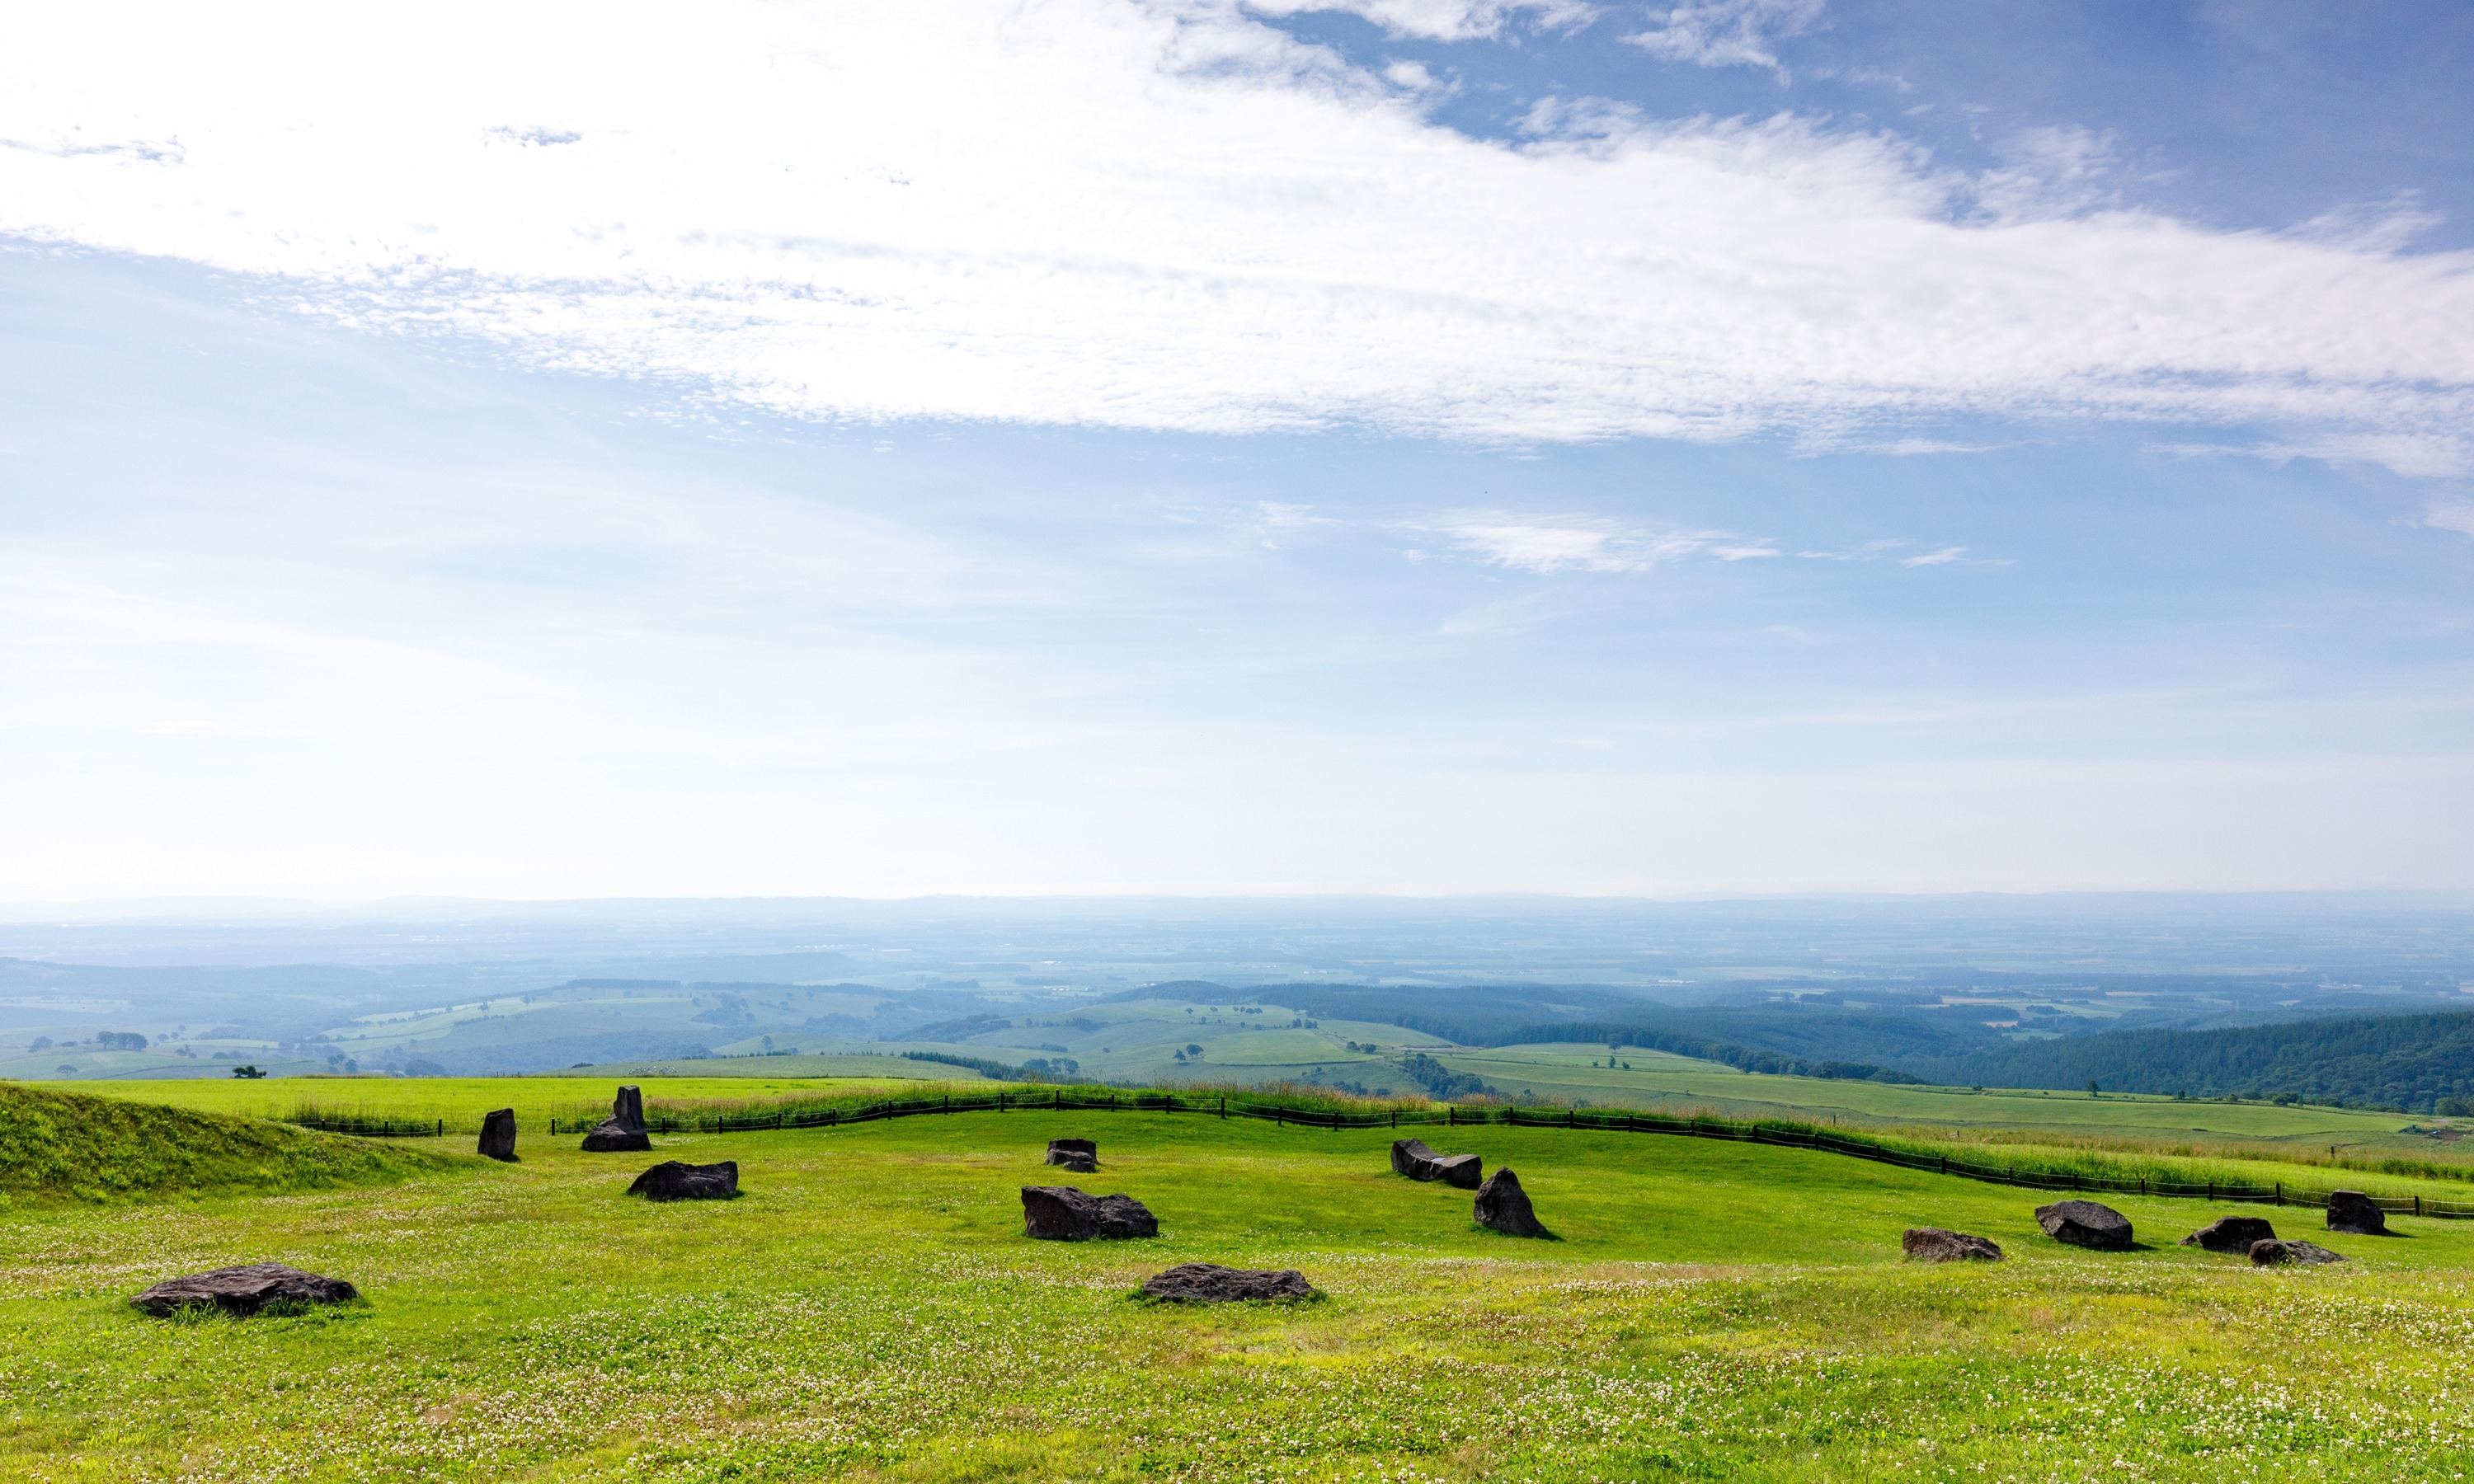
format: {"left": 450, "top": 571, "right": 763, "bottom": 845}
{"left": 4, "top": 1108, "right": 2472, "bottom": 1481}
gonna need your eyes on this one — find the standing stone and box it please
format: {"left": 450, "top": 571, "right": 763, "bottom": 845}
{"left": 1046, "top": 1139, "right": 1098, "bottom": 1172}
{"left": 1390, "top": 1138, "right": 1484, "bottom": 1189}
{"left": 2181, "top": 1215, "right": 2275, "bottom": 1252}
{"left": 2034, "top": 1200, "right": 2133, "bottom": 1250}
{"left": 2325, "top": 1190, "right": 2388, "bottom": 1235}
{"left": 2250, "top": 1238, "right": 2347, "bottom": 1266}
{"left": 1903, "top": 1227, "right": 2003, "bottom": 1262}
{"left": 628, "top": 1160, "right": 740, "bottom": 1201}
{"left": 581, "top": 1084, "right": 652, "bottom": 1153}
{"left": 1473, "top": 1167, "right": 1551, "bottom": 1237}
{"left": 130, "top": 1263, "right": 359, "bottom": 1317}
{"left": 1141, "top": 1263, "right": 1317, "bottom": 1302}
{"left": 1020, "top": 1186, "right": 1158, "bottom": 1240}
{"left": 477, "top": 1108, "right": 518, "bottom": 1162}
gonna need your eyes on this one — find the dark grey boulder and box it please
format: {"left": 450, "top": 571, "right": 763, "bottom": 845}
{"left": 2325, "top": 1190, "right": 2387, "bottom": 1235}
{"left": 1022, "top": 1185, "right": 1158, "bottom": 1240}
{"left": 628, "top": 1160, "right": 740, "bottom": 1201}
{"left": 581, "top": 1084, "right": 652, "bottom": 1152}
{"left": 477, "top": 1108, "right": 517, "bottom": 1162}
{"left": 1903, "top": 1227, "right": 2002, "bottom": 1262}
{"left": 131, "top": 1263, "right": 359, "bottom": 1317}
{"left": 1046, "top": 1139, "right": 1098, "bottom": 1172}
{"left": 1474, "top": 1167, "right": 1551, "bottom": 1237}
{"left": 2035, "top": 1199, "right": 2133, "bottom": 1250}
{"left": 1140, "top": 1263, "right": 1317, "bottom": 1302}
{"left": 2251, "top": 1238, "right": 2347, "bottom": 1266}
{"left": 2181, "top": 1215, "right": 2275, "bottom": 1253}
{"left": 1390, "top": 1138, "right": 1483, "bottom": 1189}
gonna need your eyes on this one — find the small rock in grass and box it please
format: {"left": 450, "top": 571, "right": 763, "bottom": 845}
{"left": 1022, "top": 1186, "right": 1158, "bottom": 1240}
{"left": 1390, "top": 1138, "right": 1483, "bottom": 1189}
{"left": 2250, "top": 1238, "right": 2346, "bottom": 1266}
{"left": 628, "top": 1160, "right": 740, "bottom": 1201}
{"left": 477, "top": 1108, "right": 518, "bottom": 1162}
{"left": 131, "top": 1263, "right": 359, "bottom": 1317}
{"left": 1047, "top": 1138, "right": 1097, "bottom": 1164}
{"left": 1474, "top": 1167, "right": 1551, "bottom": 1237}
{"left": 2035, "top": 1200, "right": 2133, "bottom": 1250}
{"left": 1141, "top": 1263, "right": 1317, "bottom": 1303}
{"left": 581, "top": 1084, "right": 652, "bottom": 1153}
{"left": 2325, "top": 1190, "right": 2387, "bottom": 1235}
{"left": 2181, "top": 1215, "right": 2275, "bottom": 1253}
{"left": 1903, "top": 1227, "right": 2002, "bottom": 1262}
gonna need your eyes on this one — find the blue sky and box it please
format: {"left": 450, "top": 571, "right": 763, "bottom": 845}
{"left": 1, "top": 1, "right": 2470, "bottom": 898}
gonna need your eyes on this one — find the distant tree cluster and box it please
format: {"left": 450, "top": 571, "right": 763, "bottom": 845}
{"left": 1394, "top": 1052, "right": 1497, "bottom": 1101}
{"left": 1942, "top": 1009, "right": 2474, "bottom": 1115}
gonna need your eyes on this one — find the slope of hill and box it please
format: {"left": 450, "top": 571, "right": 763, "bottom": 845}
{"left": 0, "top": 1082, "right": 463, "bottom": 1205}
{"left": 1930, "top": 1008, "right": 2474, "bottom": 1112}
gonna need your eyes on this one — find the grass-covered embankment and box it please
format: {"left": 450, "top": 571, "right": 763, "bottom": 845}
{"left": 3, "top": 1107, "right": 2473, "bottom": 1479}
{"left": 0, "top": 1082, "right": 466, "bottom": 1206}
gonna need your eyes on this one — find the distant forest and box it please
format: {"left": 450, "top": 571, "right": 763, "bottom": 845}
{"left": 1932, "top": 1009, "right": 2474, "bottom": 1114}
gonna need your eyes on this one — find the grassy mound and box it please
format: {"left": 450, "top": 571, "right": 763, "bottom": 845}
{"left": 0, "top": 1082, "right": 466, "bottom": 1205}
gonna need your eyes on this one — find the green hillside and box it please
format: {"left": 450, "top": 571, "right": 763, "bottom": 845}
{"left": 1935, "top": 1007, "right": 2474, "bottom": 1112}
{"left": 0, "top": 1082, "right": 463, "bottom": 1205}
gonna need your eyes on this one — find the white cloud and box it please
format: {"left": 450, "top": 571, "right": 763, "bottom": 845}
{"left": 2418, "top": 496, "right": 2474, "bottom": 538}
{"left": 1624, "top": 0, "right": 1823, "bottom": 72}
{"left": 1899, "top": 546, "right": 1967, "bottom": 566}
{"left": 1246, "top": 0, "right": 1598, "bottom": 40}
{"left": 0, "top": 2, "right": 2469, "bottom": 472}
{"left": 1438, "top": 516, "right": 1744, "bottom": 572}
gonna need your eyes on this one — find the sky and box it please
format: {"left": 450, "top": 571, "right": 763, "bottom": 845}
{"left": 1, "top": 0, "right": 2471, "bottom": 899}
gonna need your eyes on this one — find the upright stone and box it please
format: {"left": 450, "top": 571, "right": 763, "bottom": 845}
{"left": 1903, "top": 1227, "right": 2002, "bottom": 1262}
{"left": 477, "top": 1107, "right": 518, "bottom": 1162}
{"left": 1020, "top": 1186, "right": 1159, "bottom": 1240}
{"left": 2181, "top": 1215, "right": 2274, "bottom": 1253}
{"left": 1473, "top": 1167, "right": 1550, "bottom": 1237}
{"left": 2325, "top": 1190, "right": 2387, "bottom": 1235}
{"left": 1390, "top": 1138, "right": 1484, "bottom": 1189}
{"left": 2034, "top": 1200, "right": 2133, "bottom": 1250}
{"left": 581, "top": 1084, "right": 652, "bottom": 1153}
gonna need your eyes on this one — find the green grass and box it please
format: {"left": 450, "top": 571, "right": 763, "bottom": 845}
{"left": 7, "top": 1102, "right": 2474, "bottom": 1479}
{"left": 0, "top": 1083, "right": 464, "bottom": 1208}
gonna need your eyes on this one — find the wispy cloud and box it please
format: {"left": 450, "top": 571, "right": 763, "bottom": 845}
{"left": 1623, "top": 0, "right": 1824, "bottom": 73}
{"left": 1433, "top": 515, "right": 1773, "bottom": 572}
{"left": 2415, "top": 496, "right": 2474, "bottom": 538}
{"left": 1245, "top": 1, "right": 1600, "bottom": 41}
{"left": 1899, "top": 546, "right": 1968, "bottom": 566}
{"left": 0, "top": 2, "right": 2467, "bottom": 471}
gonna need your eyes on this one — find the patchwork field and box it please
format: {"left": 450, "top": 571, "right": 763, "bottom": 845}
{"left": 9, "top": 1099, "right": 2474, "bottom": 1481}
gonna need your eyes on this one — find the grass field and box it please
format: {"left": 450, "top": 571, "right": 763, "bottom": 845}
{"left": 58, "top": 1074, "right": 962, "bottom": 1129}
{"left": 1437, "top": 1042, "right": 2457, "bottom": 1144}
{"left": 7, "top": 1106, "right": 2474, "bottom": 1480}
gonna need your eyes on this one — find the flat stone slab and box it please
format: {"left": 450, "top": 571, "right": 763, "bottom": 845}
{"left": 1022, "top": 1185, "right": 1159, "bottom": 1240}
{"left": 1474, "top": 1167, "right": 1551, "bottom": 1237}
{"left": 2182, "top": 1215, "right": 2276, "bottom": 1253}
{"left": 477, "top": 1108, "right": 517, "bottom": 1162}
{"left": 131, "top": 1263, "right": 359, "bottom": 1317}
{"left": 1140, "top": 1263, "right": 1317, "bottom": 1303}
{"left": 2251, "top": 1238, "right": 2347, "bottom": 1266}
{"left": 1390, "top": 1138, "right": 1483, "bottom": 1189}
{"left": 628, "top": 1160, "right": 740, "bottom": 1201}
{"left": 1903, "top": 1227, "right": 2002, "bottom": 1262}
{"left": 2036, "top": 1199, "right": 2133, "bottom": 1250}
{"left": 2325, "top": 1190, "right": 2388, "bottom": 1235}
